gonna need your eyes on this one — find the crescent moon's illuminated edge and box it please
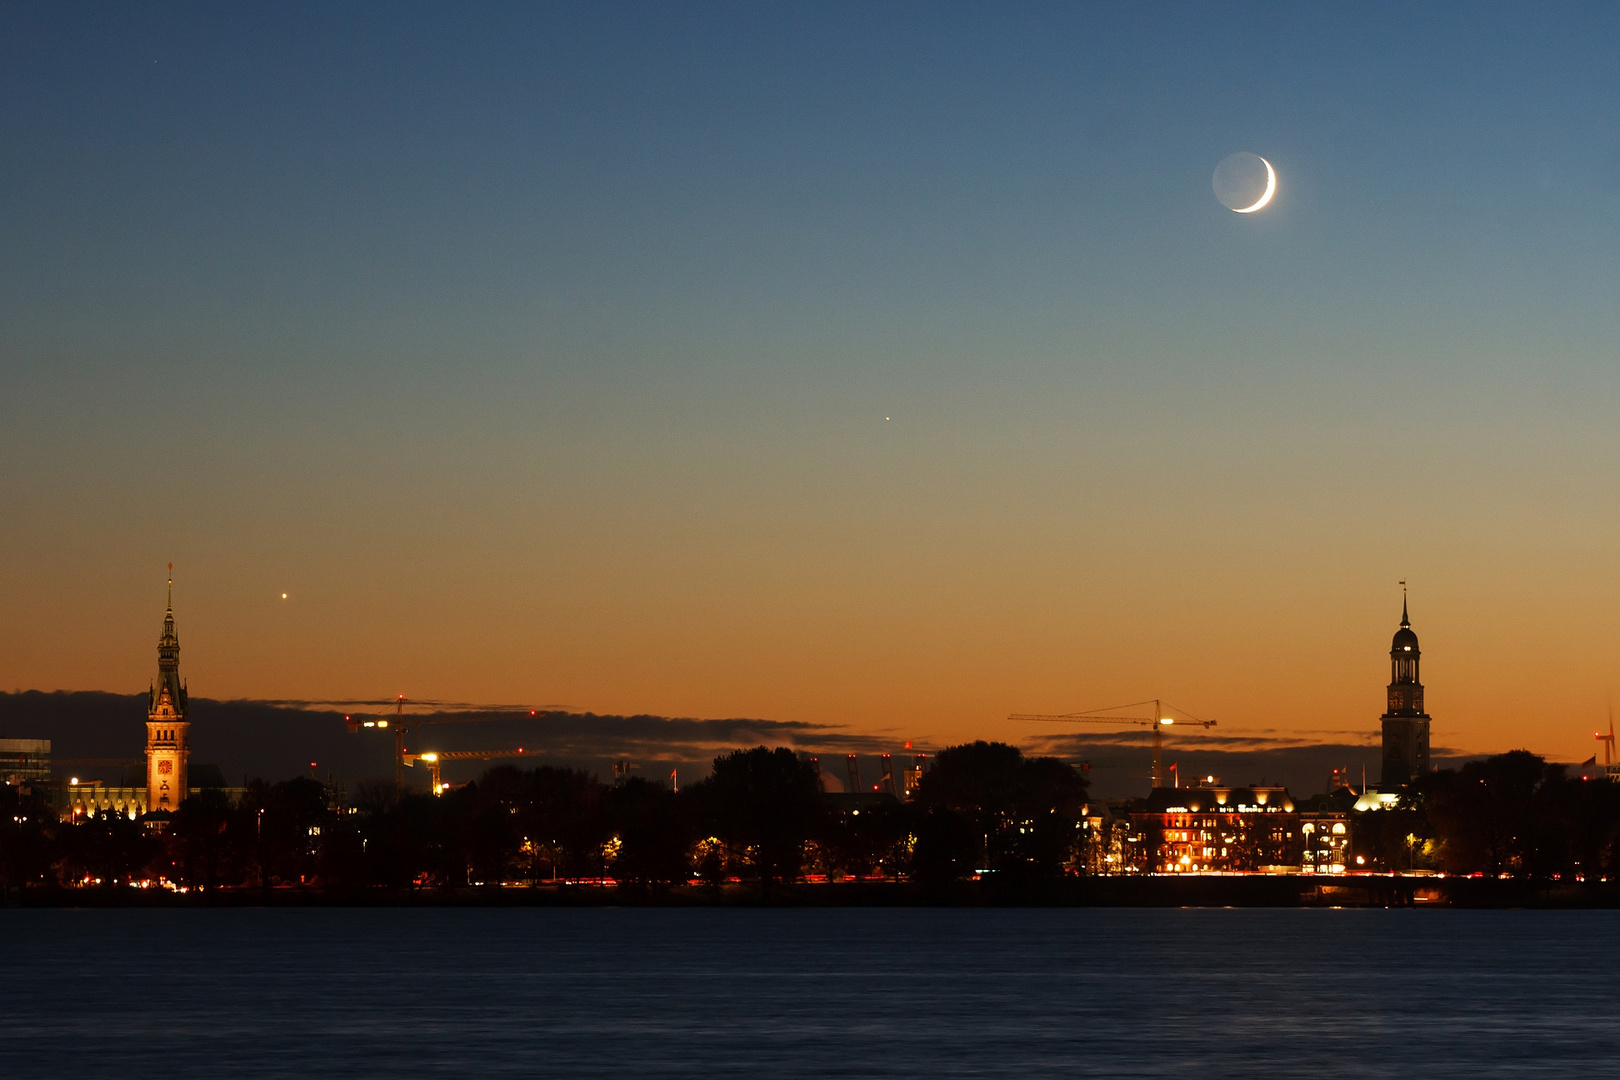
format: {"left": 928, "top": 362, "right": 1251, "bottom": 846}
{"left": 1233, "top": 157, "right": 1276, "bottom": 214}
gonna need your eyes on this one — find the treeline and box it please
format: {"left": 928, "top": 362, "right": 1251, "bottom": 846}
{"left": 6, "top": 745, "right": 1618, "bottom": 896}
{"left": 1363, "top": 750, "right": 1620, "bottom": 878}
{"left": 0, "top": 743, "right": 1088, "bottom": 895}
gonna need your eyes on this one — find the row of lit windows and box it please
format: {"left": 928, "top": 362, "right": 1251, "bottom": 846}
{"left": 1162, "top": 808, "right": 1290, "bottom": 825}
{"left": 1164, "top": 830, "right": 1249, "bottom": 844}
{"left": 1168, "top": 846, "right": 1226, "bottom": 859}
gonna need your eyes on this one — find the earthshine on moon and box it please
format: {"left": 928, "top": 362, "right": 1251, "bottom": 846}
{"left": 1212, "top": 152, "right": 1276, "bottom": 213}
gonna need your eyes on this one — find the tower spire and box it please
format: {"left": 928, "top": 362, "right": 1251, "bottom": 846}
{"left": 157, "top": 568, "right": 180, "bottom": 668}
{"left": 1381, "top": 581, "right": 1429, "bottom": 787}
{"left": 147, "top": 565, "right": 190, "bottom": 815}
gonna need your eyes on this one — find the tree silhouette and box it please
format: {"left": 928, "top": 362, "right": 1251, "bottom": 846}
{"left": 912, "top": 741, "right": 1088, "bottom": 881}
{"left": 608, "top": 777, "right": 698, "bottom": 889}
{"left": 695, "top": 747, "right": 822, "bottom": 896}
{"left": 1420, "top": 751, "right": 1562, "bottom": 875}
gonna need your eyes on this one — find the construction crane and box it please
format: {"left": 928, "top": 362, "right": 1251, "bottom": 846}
{"left": 879, "top": 753, "right": 897, "bottom": 797}
{"left": 346, "top": 695, "right": 539, "bottom": 793}
{"left": 1596, "top": 714, "right": 1616, "bottom": 777}
{"left": 1008, "top": 699, "right": 1217, "bottom": 790}
{"left": 404, "top": 747, "right": 543, "bottom": 795}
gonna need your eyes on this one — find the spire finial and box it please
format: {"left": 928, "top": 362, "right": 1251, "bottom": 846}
{"left": 167, "top": 562, "right": 173, "bottom": 609}
{"left": 1399, "top": 580, "right": 1409, "bottom": 627}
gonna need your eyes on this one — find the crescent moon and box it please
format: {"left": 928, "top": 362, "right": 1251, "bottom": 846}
{"left": 1232, "top": 157, "right": 1276, "bottom": 214}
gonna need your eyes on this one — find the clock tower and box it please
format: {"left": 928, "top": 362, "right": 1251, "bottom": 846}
{"left": 145, "top": 571, "right": 190, "bottom": 814}
{"left": 1379, "top": 593, "right": 1430, "bottom": 787}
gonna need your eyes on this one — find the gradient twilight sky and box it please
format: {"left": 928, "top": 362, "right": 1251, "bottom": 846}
{"left": 4, "top": 3, "right": 1620, "bottom": 762}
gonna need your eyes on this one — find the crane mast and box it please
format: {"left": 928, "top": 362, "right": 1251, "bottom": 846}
{"left": 404, "top": 747, "right": 540, "bottom": 794}
{"left": 1008, "top": 699, "right": 1217, "bottom": 790}
{"left": 346, "top": 695, "right": 533, "bottom": 795}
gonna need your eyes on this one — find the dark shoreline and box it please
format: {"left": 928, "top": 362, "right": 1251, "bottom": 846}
{"left": 8, "top": 876, "right": 1618, "bottom": 909}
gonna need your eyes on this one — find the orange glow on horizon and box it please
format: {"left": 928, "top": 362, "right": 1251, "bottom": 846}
{"left": 7, "top": 564, "right": 1614, "bottom": 766}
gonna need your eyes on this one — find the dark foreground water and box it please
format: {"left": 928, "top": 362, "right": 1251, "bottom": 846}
{"left": 3, "top": 907, "right": 1618, "bottom": 1077}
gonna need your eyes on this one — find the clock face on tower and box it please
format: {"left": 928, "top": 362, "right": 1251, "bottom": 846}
{"left": 158, "top": 760, "right": 172, "bottom": 775}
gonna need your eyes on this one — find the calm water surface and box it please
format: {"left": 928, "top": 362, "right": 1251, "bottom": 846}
{"left": 3, "top": 907, "right": 1618, "bottom": 1077}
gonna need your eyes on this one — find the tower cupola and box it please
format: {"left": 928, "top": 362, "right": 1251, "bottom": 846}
{"left": 1390, "top": 596, "right": 1420, "bottom": 687}
{"left": 1379, "top": 588, "right": 1431, "bottom": 787}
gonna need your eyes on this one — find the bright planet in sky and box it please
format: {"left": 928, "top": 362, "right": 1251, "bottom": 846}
{"left": 1212, "top": 152, "right": 1276, "bottom": 213}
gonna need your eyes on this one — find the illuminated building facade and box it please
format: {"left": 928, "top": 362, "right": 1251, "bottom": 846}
{"left": 1300, "top": 814, "right": 1352, "bottom": 874}
{"left": 1380, "top": 596, "right": 1431, "bottom": 787}
{"left": 62, "top": 783, "right": 148, "bottom": 819}
{"left": 1129, "top": 786, "right": 1303, "bottom": 873}
{"left": 902, "top": 754, "right": 927, "bottom": 800}
{"left": 1079, "top": 803, "right": 1131, "bottom": 875}
{"left": 0, "top": 738, "right": 51, "bottom": 785}
{"left": 145, "top": 577, "right": 190, "bottom": 814}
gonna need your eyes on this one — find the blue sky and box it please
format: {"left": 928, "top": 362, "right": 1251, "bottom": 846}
{"left": 4, "top": 3, "right": 1620, "bottom": 758}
